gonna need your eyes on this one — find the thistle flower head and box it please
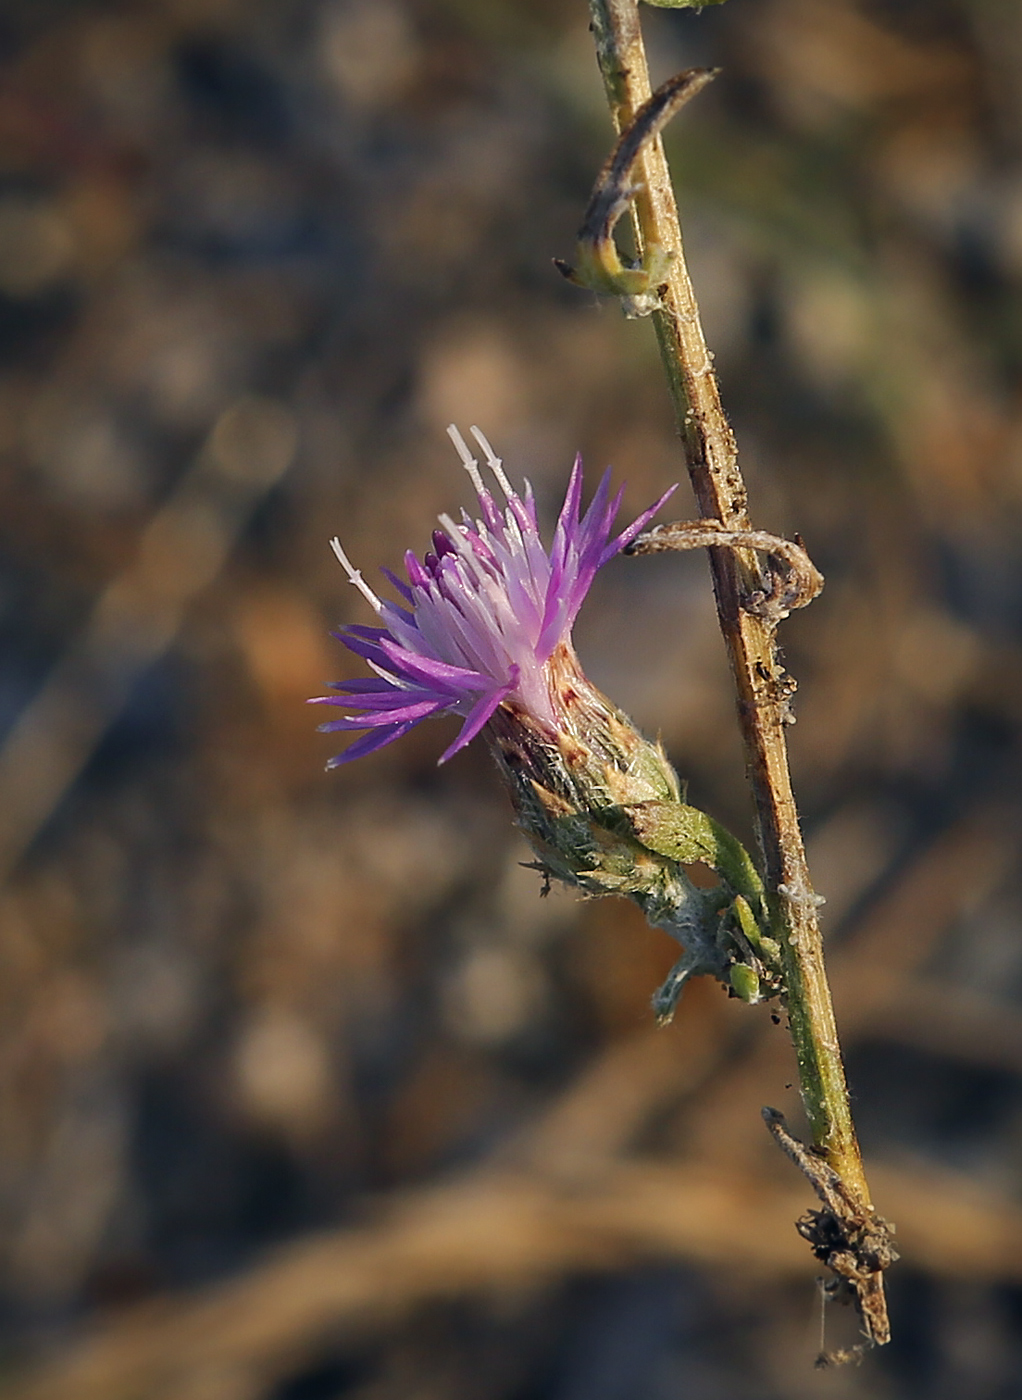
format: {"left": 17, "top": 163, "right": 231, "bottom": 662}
{"left": 311, "top": 431, "right": 778, "bottom": 1019}
{"left": 312, "top": 426, "right": 675, "bottom": 767}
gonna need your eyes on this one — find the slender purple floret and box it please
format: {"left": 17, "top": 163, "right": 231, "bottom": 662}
{"left": 311, "top": 426, "right": 675, "bottom": 767}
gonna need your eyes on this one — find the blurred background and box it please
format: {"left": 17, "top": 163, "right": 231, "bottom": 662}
{"left": 0, "top": 0, "right": 1020, "bottom": 1395}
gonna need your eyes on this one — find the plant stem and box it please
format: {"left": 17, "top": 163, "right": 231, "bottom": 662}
{"left": 585, "top": 0, "right": 888, "bottom": 1338}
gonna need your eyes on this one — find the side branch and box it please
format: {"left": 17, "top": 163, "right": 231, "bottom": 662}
{"left": 627, "top": 519, "right": 824, "bottom": 624}
{"left": 555, "top": 68, "right": 718, "bottom": 314}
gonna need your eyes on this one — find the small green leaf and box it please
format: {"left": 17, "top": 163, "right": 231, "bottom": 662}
{"left": 730, "top": 963, "right": 761, "bottom": 1004}
{"left": 733, "top": 893, "right": 762, "bottom": 947}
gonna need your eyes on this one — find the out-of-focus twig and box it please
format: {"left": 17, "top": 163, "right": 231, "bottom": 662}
{"left": 4, "top": 1150, "right": 1022, "bottom": 1400}
{"left": 503, "top": 987, "right": 728, "bottom": 1174}
{"left": 863, "top": 981, "right": 1022, "bottom": 1078}
{"left": 0, "top": 398, "right": 296, "bottom": 886}
{"left": 583, "top": 0, "right": 891, "bottom": 1344}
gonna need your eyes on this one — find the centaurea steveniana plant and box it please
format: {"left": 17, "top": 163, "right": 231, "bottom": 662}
{"left": 313, "top": 425, "right": 780, "bottom": 1019}
{"left": 315, "top": 0, "right": 898, "bottom": 1351}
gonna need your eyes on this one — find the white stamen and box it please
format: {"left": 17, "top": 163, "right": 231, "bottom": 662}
{"left": 330, "top": 537, "right": 382, "bottom": 612}
{"left": 447, "top": 424, "right": 487, "bottom": 498}
{"left": 436, "top": 512, "right": 466, "bottom": 544}
{"left": 368, "top": 657, "right": 409, "bottom": 687}
{"left": 470, "top": 425, "right": 515, "bottom": 499}
{"left": 436, "top": 513, "right": 484, "bottom": 582}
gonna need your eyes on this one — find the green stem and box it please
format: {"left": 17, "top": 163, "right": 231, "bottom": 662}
{"left": 585, "top": 0, "right": 883, "bottom": 1310}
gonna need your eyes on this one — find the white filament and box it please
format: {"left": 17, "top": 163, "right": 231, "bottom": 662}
{"left": 330, "top": 536, "right": 381, "bottom": 612}
{"left": 446, "top": 424, "right": 487, "bottom": 498}
{"left": 469, "top": 425, "right": 515, "bottom": 500}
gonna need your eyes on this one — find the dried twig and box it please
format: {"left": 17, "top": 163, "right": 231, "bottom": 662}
{"left": 627, "top": 518, "right": 824, "bottom": 625}
{"left": 555, "top": 67, "right": 717, "bottom": 316}
{"left": 763, "top": 1108, "right": 898, "bottom": 1364}
{"left": 582, "top": 0, "right": 893, "bottom": 1346}
{"left": 0, "top": 399, "right": 295, "bottom": 886}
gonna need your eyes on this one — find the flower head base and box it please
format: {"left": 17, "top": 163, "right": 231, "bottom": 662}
{"left": 311, "top": 425, "right": 675, "bottom": 767}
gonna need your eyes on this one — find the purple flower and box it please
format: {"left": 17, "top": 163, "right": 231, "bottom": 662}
{"left": 311, "top": 426, "right": 675, "bottom": 768}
